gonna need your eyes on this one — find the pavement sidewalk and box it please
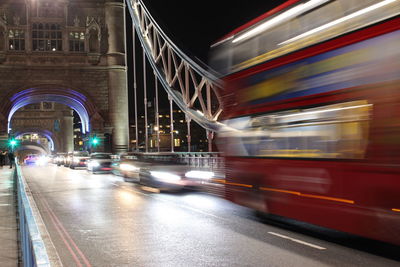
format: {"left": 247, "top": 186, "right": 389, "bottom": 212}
{"left": 0, "top": 167, "right": 19, "bottom": 267}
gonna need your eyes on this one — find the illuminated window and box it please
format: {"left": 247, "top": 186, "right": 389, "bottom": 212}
{"left": 69, "top": 32, "right": 85, "bottom": 52}
{"left": 174, "top": 139, "right": 181, "bottom": 147}
{"left": 32, "top": 23, "right": 62, "bottom": 52}
{"left": 8, "top": 29, "right": 25, "bottom": 51}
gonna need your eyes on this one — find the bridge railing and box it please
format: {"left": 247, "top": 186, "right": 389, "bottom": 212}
{"left": 175, "top": 152, "right": 222, "bottom": 167}
{"left": 174, "top": 152, "right": 225, "bottom": 179}
{"left": 15, "top": 164, "right": 52, "bottom": 267}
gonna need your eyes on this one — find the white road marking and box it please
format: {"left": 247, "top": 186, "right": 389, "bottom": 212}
{"left": 268, "top": 231, "right": 326, "bottom": 250}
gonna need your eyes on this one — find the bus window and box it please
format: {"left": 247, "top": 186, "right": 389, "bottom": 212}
{"left": 224, "top": 100, "right": 372, "bottom": 159}
{"left": 213, "top": 0, "right": 400, "bottom": 74}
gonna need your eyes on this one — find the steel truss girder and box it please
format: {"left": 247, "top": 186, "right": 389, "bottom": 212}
{"left": 126, "top": 0, "right": 224, "bottom": 132}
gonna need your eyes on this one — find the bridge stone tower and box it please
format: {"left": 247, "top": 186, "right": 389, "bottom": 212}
{"left": 0, "top": 0, "right": 129, "bottom": 153}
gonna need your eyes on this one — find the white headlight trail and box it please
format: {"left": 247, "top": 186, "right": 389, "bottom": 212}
{"left": 150, "top": 171, "right": 181, "bottom": 182}
{"left": 185, "top": 171, "right": 214, "bottom": 180}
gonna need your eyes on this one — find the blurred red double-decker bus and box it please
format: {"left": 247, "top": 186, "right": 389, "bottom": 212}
{"left": 210, "top": 0, "right": 400, "bottom": 245}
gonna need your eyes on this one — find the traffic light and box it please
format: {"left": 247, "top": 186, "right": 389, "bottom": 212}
{"left": 8, "top": 138, "right": 19, "bottom": 151}
{"left": 91, "top": 135, "right": 99, "bottom": 146}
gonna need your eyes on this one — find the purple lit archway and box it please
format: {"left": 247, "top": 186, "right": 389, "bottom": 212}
{"left": 14, "top": 129, "right": 56, "bottom": 152}
{"left": 2, "top": 85, "right": 100, "bottom": 134}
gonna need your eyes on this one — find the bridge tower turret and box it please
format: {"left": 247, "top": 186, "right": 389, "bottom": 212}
{"left": 105, "top": 0, "right": 129, "bottom": 153}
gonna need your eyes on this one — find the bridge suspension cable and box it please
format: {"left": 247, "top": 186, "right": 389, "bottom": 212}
{"left": 126, "top": 0, "right": 224, "bottom": 135}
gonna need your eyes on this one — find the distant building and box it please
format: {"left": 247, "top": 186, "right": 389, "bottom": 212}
{"left": 129, "top": 107, "right": 208, "bottom": 152}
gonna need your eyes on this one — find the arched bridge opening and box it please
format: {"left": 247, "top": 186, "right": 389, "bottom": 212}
{"left": 1, "top": 86, "right": 109, "bottom": 153}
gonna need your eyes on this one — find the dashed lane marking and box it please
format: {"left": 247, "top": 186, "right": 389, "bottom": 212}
{"left": 268, "top": 231, "right": 326, "bottom": 250}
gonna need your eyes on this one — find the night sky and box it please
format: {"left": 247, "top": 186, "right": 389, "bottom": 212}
{"left": 126, "top": 0, "right": 287, "bottom": 120}
{"left": 139, "top": 0, "right": 288, "bottom": 61}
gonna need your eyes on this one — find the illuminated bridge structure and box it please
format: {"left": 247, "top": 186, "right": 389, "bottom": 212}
{"left": 125, "top": 0, "right": 224, "bottom": 152}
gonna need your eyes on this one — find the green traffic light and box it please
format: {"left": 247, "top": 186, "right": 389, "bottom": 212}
{"left": 10, "top": 140, "right": 17, "bottom": 146}
{"left": 92, "top": 137, "right": 99, "bottom": 145}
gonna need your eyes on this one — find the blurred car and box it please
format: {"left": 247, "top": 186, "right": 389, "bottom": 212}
{"left": 111, "top": 160, "right": 122, "bottom": 176}
{"left": 87, "top": 153, "right": 113, "bottom": 173}
{"left": 111, "top": 154, "right": 120, "bottom": 161}
{"left": 55, "top": 153, "right": 67, "bottom": 166}
{"left": 47, "top": 155, "right": 55, "bottom": 164}
{"left": 63, "top": 152, "right": 73, "bottom": 167}
{"left": 114, "top": 153, "right": 151, "bottom": 182}
{"left": 35, "top": 155, "right": 50, "bottom": 166}
{"left": 137, "top": 153, "right": 215, "bottom": 191}
{"left": 24, "top": 154, "right": 39, "bottom": 165}
{"left": 110, "top": 154, "right": 121, "bottom": 175}
{"left": 69, "top": 151, "right": 90, "bottom": 169}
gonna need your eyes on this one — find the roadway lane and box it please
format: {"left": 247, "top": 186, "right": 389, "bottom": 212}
{"left": 22, "top": 165, "right": 399, "bottom": 267}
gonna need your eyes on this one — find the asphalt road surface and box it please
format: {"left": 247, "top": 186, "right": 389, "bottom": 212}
{"left": 22, "top": 165, "right": 399, "bottom": 267}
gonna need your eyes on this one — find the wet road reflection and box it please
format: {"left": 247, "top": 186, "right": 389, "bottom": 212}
{"left": 22, "top": 165, "right": 399, "bottom": 267}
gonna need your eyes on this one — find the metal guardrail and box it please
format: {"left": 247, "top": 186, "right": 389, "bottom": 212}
{"left": 117, "top": 151, "right": 226, "bottom": 177}
{"left": 15, "top": 164, "right": 51, "bottom": 267}
{"left": 175, "top": 152, "right": 225, "bottom": 179}
{"left": 175, "top": 152, "right": 224, "bottom": 169}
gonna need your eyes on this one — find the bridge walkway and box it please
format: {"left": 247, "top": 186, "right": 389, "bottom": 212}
{"left": 0, "top": 168, "right": 19, "bottom": 267}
